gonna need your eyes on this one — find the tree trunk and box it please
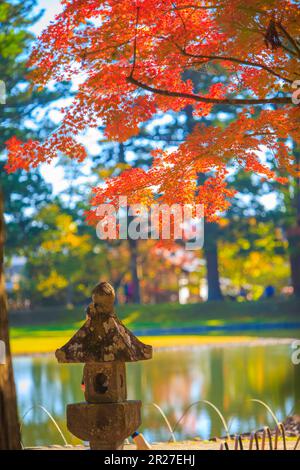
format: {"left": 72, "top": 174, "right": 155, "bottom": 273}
{"left": 66, "top": 282, "right": 74, "bottom": 307}
{"left": 128, "top": 238, "right": 141, "bottom": 304}
{"left": 183, "top": 103, "right": 223, "bottom": 302}
{"left": 0, "top": 190, "right": 21, "bottom": 449}
{"left": 287, "top": 145, "right": 300, "bottom": 297}
{"left": 287, "top": 222, "right": 300, "bottom": 297}
{"left": 113, "top": 276, "right": 124, "bottom": 305}
{"left": 204, "top": 221, "right": 223, "bottom": 301}
{"left": 116, "top": 143, "right": 141, "bottom": 304}
{"left": 289, "top": 246, "right": 300, "bottom": 297}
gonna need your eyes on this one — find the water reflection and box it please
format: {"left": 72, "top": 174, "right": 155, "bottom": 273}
{"left": 13, "top": 343, "right": 300, "bottom": 447}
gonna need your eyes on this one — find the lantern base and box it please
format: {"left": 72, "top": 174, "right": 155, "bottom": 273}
{"left": 90, "top": 440, "right": 124, "bottom": 450}
{"left": 67, "top": 401, "right": 141, "bottom": 450}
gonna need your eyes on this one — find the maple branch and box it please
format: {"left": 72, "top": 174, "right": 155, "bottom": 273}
{"left": 126, "top": 75, "right": 291, "bottom": 105}
{"left": 129, "top": 6, "right": 140, "bottom": 79}
{"left": 243, "top": 131, "right": 277, "bottom": 138}
{"left": 277, "top": 22, "right": 300, "bottom": 58}
{"left": 82, "top": 40, "right": 132, "bottom": 59}
{"left": 165, "top": 2, "right": 224, "bottom": 11}
{"left": 275, "top": 42, "right": 298, "bottom": 58}
{"left": 175, "top": 45, "right": 294, "bottom": 84}
{"left": 234, "top": 24, "right": 298, "bottom": 58}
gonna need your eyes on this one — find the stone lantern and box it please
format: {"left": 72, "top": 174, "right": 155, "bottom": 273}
{"left": 55, "top": 282, "right": 152, "bottom": 450}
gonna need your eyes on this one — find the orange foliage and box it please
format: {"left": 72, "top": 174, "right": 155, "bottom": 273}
{"left": 5, "top": 0, "right": 300, "bottom": 220}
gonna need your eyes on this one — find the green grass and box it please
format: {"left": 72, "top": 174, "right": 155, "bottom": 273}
{"left": 9, "top": 298, "right": 300, "bottom": 355}
{"left": 10, "top": 297, "right": 300, "bottom": 330}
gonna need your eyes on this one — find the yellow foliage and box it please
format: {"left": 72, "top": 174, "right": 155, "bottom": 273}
{"left": 219, "top": 235, "right": 289, "bottom": 299}
{"left": 37, "top": 270, "right": 68, "bottom": 297}
{"left": 38, "top": 206, "right": 91, "bottom": 255}
{"left": 32, "top": 204, "right": 94, "bottom": 297}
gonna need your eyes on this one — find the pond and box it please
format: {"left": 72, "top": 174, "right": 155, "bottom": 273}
{"left": 14, "top": 340, "right": 300, "bottom": 447}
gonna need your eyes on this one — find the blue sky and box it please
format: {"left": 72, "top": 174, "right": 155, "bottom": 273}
{"left": 33, "top": 1, "right": 65, "bottom": 193}
{"left": 32, "top": 1, "right": 99, "bottom": 196}
{"left": 33, "top": 0, "right": 63, "bottom": 35}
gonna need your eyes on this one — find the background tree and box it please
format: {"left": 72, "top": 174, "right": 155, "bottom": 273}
{"left": 24, "top": 203, "right": 92, "bottom": 305}
{"left": 9, "top": 0, "right": 299, "bottom": 297}
{"left": 0, "top": 192, "right": 20, "bottom": 449}
{"left": 278, "top": 143, "right": 300, "bottom": 297}
{"left": 93, "top": 139, "right": 151, "bottom": 303}
{"left": 94, "top": 115, "right": 198, "bottom": 302}
{"left": 226, "top": 144, "right": 300, "bottom": 297}
{"left": 0, "top": 0, "right": 69, "bottom": 448}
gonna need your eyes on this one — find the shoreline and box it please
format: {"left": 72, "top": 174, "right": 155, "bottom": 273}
{"left": 11, "top": 335, "right": 297, "bottom": 358}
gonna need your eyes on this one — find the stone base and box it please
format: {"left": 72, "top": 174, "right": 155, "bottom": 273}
{"left": 67, "top": 401, "right": 141, "bottom": 450}
{"left": 90, "top": 440, "right": 124, "bottom": 450}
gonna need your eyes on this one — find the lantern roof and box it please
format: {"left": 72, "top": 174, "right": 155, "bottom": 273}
{"left": 55, "top": 282, "right": 152, "bottom": 363}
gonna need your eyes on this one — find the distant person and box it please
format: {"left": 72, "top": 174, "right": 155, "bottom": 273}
{"left": 239, "top": 286, "right": 248, "bottom": 300}
{"left": 124, "top": 282, "right": 135, "bottom": 303}
{"left": 228, "top": 295, "right": 237, "bottom": 301}
{"left": 127, "top": 282, "right": 134, "bottom": 303}
{"left": 124, "top": 283, "right": 129, "bottom": 303}
{"left": 263, "top": 285, "right": 275, "bottom": 298}
{"left": 124, "top": 282, "right": 132, "bottom": 303}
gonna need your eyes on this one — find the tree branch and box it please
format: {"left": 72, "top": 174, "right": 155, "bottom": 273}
{"left": 163, "top": 2, "right": 224, "bottom": 11}
{"left": 81, "top": 39, "right": 132, "bottom": 59}
{"left": 127, "top": 75, "right": 291, "bottom": 105}
{"left": 175, "top": 45, "right": 294, "bottom": 84}
{"left": 277, "top": 22, "right": 300, "bottom": 59}
{"left": 129, "top": 7, "right": 140, "bottom": 78}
